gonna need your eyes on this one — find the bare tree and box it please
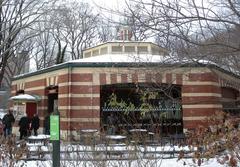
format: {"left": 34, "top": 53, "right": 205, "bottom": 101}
{"left": 32, "top": 19, "right": 57, "bottom": 70}
{"left": 4, "top": 36, "right": 33, "bottom": 87}
{"left": 121, "top": 0, "right": 240, "bottom": 74}
{"left": 122, "top": 5, "right": 152, "bottom": 41}
{"left": 0, "top": 0, "right": 57, "bottom": 86}
{"left": 49, "top": 1, "right": 99, "bottom": 61}
{"left": 97, "top": 18, "right": 115, "bottom": 43}
{"left": 120, "top": 1, "right": 240, "bottom": 166}
{"left": 97, "top": 4, "right": 150, "bottom": 41}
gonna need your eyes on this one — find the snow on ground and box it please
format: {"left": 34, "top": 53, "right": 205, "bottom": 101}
{"left": 15, "top": 158, "right": 224, "bottom": 167}
{"left": 13, "top": 143, "right": 224, "bottom": 166}
{"left": 11, "top": 134, "right": 235, "bottom": 167}
{"left": 28, "top": 134, "right": 50, "bottom": 139}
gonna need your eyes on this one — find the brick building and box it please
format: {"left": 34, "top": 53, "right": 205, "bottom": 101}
{"left": 10, "top": 41, "right": 240, "bottom": 140}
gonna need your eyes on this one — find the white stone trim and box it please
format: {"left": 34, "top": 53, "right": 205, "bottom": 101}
{"left": 127, "top": 74, "right": 132, "bottom": 83}
{"left": 93, "top": 73, "right": 100, "bottom": 85}
{"left": 61, "top": 118, "right": 100, "bottom": 122}
{"left": 184, "top": 81, "right": 219, "bottom": 86}
{"left": 59, "top": 82, "right": 94, "bottom": 86}
{"left": 25, "top": 86, "right": 45, "bottom": 91}
{"left": 12, "top": 69, "right": 68, "bottom": 84}
{"left": 172, "top": 74, "right": 177, "bottom": 84}
{"left": 58, "top": 94, "right": 100, "bottom": 98}
{"left": 182, "top": 93, "right": 222, "bottom": 97}
{"left": 182, "top": 104, "right": 222, "bottom": 109}
{"left": 183, "top": 116, "right": 207, "bottom": 121}
{"left": 59, "top": 106, "right": 100, "bottom": 110}
{"left": 38, "top": 106, "right": 48, "bottom": 110}
{"left": 117, "top": 74, "right": 121, "bottom": 83}
{"left": 138, "top": 73, "right": 146, "bottom": 82}
{"left": 162, "top": 73, "right": 167, "bottom": 83}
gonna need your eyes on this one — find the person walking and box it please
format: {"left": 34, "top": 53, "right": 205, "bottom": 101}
{"left": 18, "top": 114, "right": 30, "bottom": 140}
{"left": 31, "top": 113, "right": 40, "bottom": 136}
{"left": 2, "top": 110, "right": 15, "bottom": 137}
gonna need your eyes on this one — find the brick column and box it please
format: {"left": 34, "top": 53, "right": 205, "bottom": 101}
{"left": 182, "top": 72, "right": 222, "bottom": 131}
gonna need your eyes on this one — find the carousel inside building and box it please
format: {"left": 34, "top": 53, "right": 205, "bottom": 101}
{"left": 100, "top": 83, "right": 183, "bottom": 136}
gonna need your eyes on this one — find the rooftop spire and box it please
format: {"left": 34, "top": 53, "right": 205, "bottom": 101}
{"left": 117, "top": 26, "right": 132, "bottom": 41}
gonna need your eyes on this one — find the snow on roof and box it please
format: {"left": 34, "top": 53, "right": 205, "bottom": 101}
{"left": 70, "top": 54, "right": 166, "bottom": 63}
{"left": 70, "top": 53, "right": 218, "bottom": 67}
{"left": 13, "top": 51, "right": 240, "bottom": 81}
{"left": 179, "top": 57, "right": 218, "bottom": 65}
{"left": 9, "top": 94, "right": 41, "bottom": 102}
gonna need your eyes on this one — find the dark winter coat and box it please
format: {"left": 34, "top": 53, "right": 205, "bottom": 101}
{"left": 0, "top": 120, "right": 3, "bottom": 134}
{"left": 31, "top": 115, "right": 40, "bottom": 130}
{"left": 2, "top": 113, "right": 15, "bottom": 128}
{"left": 18, "top": 116, "right": 30, "bottom": 132}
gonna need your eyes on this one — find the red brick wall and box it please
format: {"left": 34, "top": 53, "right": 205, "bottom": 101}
{"left": 188, "top": 73, "right": 218, "bottom": 82}
{"left": 182, "top": 72, "right": 222, "bottom": 130}
{"left": 12, "top": 67, "right": 240, "bottom": 134}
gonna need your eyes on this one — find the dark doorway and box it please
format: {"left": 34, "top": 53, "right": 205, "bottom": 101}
{"left": 44, "top": 86, "right": 58, "bottom": 134}
{"left": 26, "top": 102, "right": 37, "bottom": 119}
{"left": 47, "top": 86, "right": 58, "bottom": 114}
{"left": 48, "top": 93, "right": 58, "bottom": 114}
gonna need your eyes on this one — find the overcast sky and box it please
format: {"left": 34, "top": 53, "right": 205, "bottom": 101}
{"left": 64, "top": 0, "right": 124, "bottom": 9}
{"left": 91, "top": 0, "right": 123, "bottom": 9}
